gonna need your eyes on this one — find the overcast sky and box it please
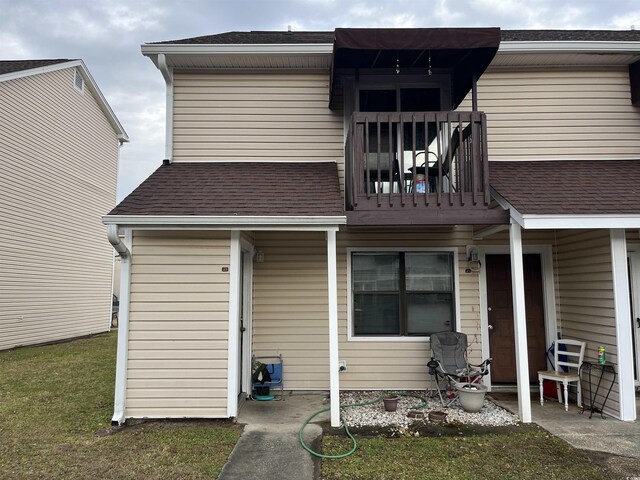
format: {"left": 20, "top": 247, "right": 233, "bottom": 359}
{"left": 2, "top": 0, "right": 639, "bottom": 201}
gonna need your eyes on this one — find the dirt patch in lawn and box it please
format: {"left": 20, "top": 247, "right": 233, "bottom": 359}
{"left": 581, "top": 449, "right": 640, "bottom": 479}
{"left": 96, "top": 418, "right": 243, "bottom": 437}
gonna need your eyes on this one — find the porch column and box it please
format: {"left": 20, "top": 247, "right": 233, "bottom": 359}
{"left": 227, "top": 231, "right": 241, "bottom": 418}
{"left": 327, "top": 229, "right": 341, "bottom": 427}
{"left": 610, "top": 229, "right": 637, "bottom": 421}
{"left": 509, "top": 221, "right": 532, "bottom": 423}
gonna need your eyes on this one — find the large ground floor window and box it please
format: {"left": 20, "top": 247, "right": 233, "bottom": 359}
{"left": 352, "top": 251, "right": 455, "bottom": 337}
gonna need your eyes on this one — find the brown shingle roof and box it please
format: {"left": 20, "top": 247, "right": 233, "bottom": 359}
{"left": 0, "top": 59, "right": 72, "bottom": 76}
{"left": 490, "top": 160, "right": 640, "bottom": 215}
{"left": 151, "top": 29, "right": 640, "bottom": 45}
{"left": 501, "top": 29, "right": 640, "bottom": 42}
{"left": 108, "top": 162, "right": 344, "bottom": 217}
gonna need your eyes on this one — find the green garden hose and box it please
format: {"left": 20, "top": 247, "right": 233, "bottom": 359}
{"left": 298, "top": 391, "right": 429, "bottom": 459}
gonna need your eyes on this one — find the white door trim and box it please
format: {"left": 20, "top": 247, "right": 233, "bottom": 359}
{"left": 627, "top": 244, "right": 640, "bottom": 387}
{"left": 240, "top": 237, "right": 255, "bottom": 396}
{"left": 477, "top": 244, "right": 558, "bottom": 390}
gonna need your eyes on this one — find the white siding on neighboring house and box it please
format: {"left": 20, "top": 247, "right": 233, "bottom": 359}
{"left": 126, "top": 231, "right": 230, "bottom": 418}
{"left": 251, "top": 228, "right": 482, "bottom": 390}
{"left": 554, "top": 229, "right": 621, "bottom": 417}
{"left": 0, "top": 67, "right": 119, "bottom": 350}
{"left": 171, "top": 71, "right": 345, "bottom": 185}
{"left": 460, "top": 68, "right": 640, "bottom": 160}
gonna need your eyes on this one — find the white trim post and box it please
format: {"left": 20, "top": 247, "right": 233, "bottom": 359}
{"left": 112, "top": 229, "right": 132, "bottom": 425}
{"left": 327, "top": 229, "right": 341, "bottom": 427}
{"left": 509, "top": 222, "right": 532, "bottom": 423}
{"left": 610, "top": 229, "right": 637, "bottom": 421}
{"left": 227, "top": 231, "right": 241, "bottom": 418}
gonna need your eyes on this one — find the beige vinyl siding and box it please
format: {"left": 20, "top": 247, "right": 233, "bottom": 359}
{"left": 251, "top": 227, "right": 482, "bottom": 390}
{"left": 0, "top": 67, "right": 119, "bottom": 350}
{"left": 459, "top": 68, "right": 640, "bottom": 160}
{"left": 172, "top": 72, "right": 345, "bottom": 191}
{"left": 252, "top": 231, "right": 330, "bottom": 389}
{"left": 126, "top": 231, "right": 230, "bottom": 418}
{"left": 554, "top": 229, "right": 620, "bottom": 416}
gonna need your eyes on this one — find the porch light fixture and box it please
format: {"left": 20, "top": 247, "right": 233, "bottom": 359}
{"left": 427, "top": 50, "right": 432, "bottom": 76}
{"left": 396, "top": 53, "right": 400, "bottom": 74}
{"left": 255, "top": 251, "right": 264, "bottom": 263}
{"left": 467, "top": 247, "right": 480, "bottom": 273}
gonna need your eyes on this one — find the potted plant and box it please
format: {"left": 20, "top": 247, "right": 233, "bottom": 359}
{"left": 456, "top": 332, "right": 488, "bottom": 413}
{"left": 456, "top": 382, "right": 488, "bottom": 413}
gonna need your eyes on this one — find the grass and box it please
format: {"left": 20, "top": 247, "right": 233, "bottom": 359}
{"left": 0, "top": 332, "right": 241, "bottom": 479}
{"left": 321, "top": 432, "right": 614, "bottom": 480}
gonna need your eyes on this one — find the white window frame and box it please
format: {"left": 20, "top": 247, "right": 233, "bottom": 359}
{"left": 346, "top": 246, "right": 461, "bottom": 342}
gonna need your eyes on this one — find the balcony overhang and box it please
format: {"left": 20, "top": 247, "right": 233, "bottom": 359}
{"left": 329, "top": 27, "right": 501, "bottom": 110}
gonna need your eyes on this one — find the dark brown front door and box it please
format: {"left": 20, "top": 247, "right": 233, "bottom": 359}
{"left": 486, "top": 254, "right": 547, "bottom": 383}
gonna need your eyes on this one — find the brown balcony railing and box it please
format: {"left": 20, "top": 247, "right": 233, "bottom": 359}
{"left": 345, "top": 111, "right": 491, "bottom": 220}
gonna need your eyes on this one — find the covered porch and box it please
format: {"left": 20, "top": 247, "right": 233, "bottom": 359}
{"left": 485, "top": 159, "right": 640, "bottom": 423}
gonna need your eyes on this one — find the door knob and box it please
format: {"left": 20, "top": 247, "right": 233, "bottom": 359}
{"left": 488, "top": 307, "right": 492, "bottom": 312}
{"left": 488, "top": 325, "right": 494, "bottom": 330}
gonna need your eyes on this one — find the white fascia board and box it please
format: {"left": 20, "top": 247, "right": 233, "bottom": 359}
{"left": 102, "top": 215, "right": 346, "bottom": 230}
{"left": 141, "top": 43, "right": 333, "bottom": 56}
{"left": 490, "top": 188, "right": 640, "bottom": 229}
{"left": 499, "top": 40, "right": 640, "bottom": 54}
{"left": 0, "top": 60, "right": 128, "bottom": 142}
{"left": 521, "top": 214, "right": 640, "bottom": 229}
{"left": 0, "top": 59, "right": 82, "bottom": 83}
{"left": 490, "top": 188, "right": 524, "bottom": 227}
{"left": 76, "top": 60, "right": 129, "bottom": 142}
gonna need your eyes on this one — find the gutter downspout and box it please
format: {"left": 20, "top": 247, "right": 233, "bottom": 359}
{"left": 107, "top": 225, "right": 132, "bottom": 425}
{"left": 158, "top": 53, "right": 173, "bottom": 163}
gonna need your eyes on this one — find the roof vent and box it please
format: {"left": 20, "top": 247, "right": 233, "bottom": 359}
{"left": 287, "top": 25, "right": 292, "bottom": 33}
{"left": 74, "top": 67, "right": 84, "bottom": 93}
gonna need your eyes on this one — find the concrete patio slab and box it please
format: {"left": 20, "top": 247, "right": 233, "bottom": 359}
{"left": 490, "top": 392, "right": 640, "bottom": 459}
{"left": 237, "top": 392, "right": 330, "bottom": 425}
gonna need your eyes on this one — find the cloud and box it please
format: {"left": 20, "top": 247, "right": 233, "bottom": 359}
{"left": 611, "top": 11, "right": 640, "bottom": 30}
{"left": 2, "top": 0, "right": 639, "bottom": 202}
{"left": 0, "top": 32, "right": 34, "bottom": 58}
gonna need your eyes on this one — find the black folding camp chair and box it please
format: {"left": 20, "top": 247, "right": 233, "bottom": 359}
{"left": 428, "top": 331, "right": 491, "bottom": 407}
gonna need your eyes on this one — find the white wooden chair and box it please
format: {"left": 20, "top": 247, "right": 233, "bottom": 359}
{"left": 538, "top": 339, "right": 586, "bottom": 412}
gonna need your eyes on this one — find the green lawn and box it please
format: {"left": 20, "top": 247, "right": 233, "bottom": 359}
{"left": 0, "top": 332, "right": 627, "bottom": 480}
{"left": 321, "top": 432, "right": 614, "bottom": 480}
{"left": 0, "top": 332, "right": 241, "bottom": 479}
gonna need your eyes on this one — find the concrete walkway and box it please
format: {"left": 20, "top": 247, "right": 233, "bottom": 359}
{"left": 491, "top": 392, "right": 640, "bottom": 459}
{"left": 218, "top": 393, "right": 329, "bottom": 480}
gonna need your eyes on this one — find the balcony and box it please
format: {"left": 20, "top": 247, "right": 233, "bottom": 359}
{"left": 344, "top": 111, "right": 508, "bottom": 225}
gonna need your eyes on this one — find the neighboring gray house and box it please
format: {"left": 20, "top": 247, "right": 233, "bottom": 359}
{"left": 0, "top": 59, "right": 128, "bottom": 350}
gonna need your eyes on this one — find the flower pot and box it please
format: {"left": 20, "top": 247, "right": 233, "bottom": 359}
{"left": 383, "top": 395, "right": 400, "bottom": 412}
{"left": 428, "top": 410, "right": 447, "bottom": 423}
{"left": 456, "top": 383, "right": 488, "bottom": 413}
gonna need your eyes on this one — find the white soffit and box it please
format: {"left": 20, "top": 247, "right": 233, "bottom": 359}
{"left": 142, "top": 44, "right": 333, "bottom": 70}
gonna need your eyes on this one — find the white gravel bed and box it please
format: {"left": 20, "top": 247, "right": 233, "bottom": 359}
{"left": 339, "top": 391, "right": 519, "bottom": 429}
